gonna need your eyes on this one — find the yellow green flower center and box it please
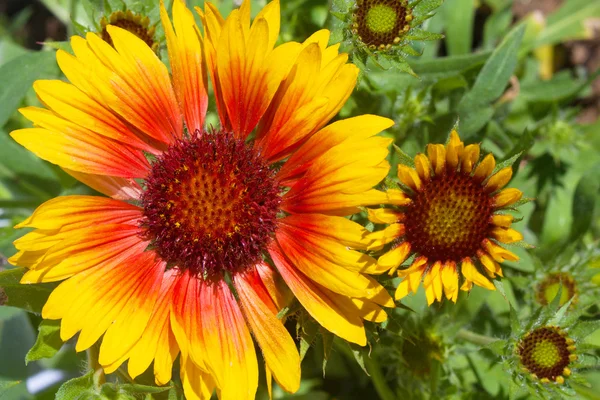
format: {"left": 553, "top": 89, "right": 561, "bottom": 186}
{"left": 532, "top": 340, "right": 561, "bottom": 368}
{"left": 352, "top": 0, "right": 412, "bottom": 49}
{"left": 366, "top": 5, "right": 397, "bottom": 33}
{"left": 536, "top": 273, "right": 578, "bottom": 307}
{"left": 404, "top": 172, "right": 493, "bottom": 263}
{"left": 517, "top": 326, "right": 573, "bottom": 382}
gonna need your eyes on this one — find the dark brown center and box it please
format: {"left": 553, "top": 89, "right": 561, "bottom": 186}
{"left": 403, "top": 171, "right": 493, "bottom": 263}
{"left": 141, "top": 132, "right": 281, "bottom": 277}
{"left": 517, "top": 327, "right": 572, "bottom": 381}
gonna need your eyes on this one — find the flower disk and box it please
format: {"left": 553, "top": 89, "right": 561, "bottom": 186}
{"left": 404, "top": 172, "right": 493, "bottom": 262}
{"left": 352, "top": 0, "right": 412, "bottom": 50}
{"left": 141, "top": 132, "right": 281, "bottom": 276}
{"left": 101, "top": 10, "right": 157, "bottom": 51}
{"left": 517, "top": 326, "right": 575, "bottom": 383}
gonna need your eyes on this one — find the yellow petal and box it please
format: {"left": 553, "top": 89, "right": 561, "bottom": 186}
{"left": 494, "top": 188, "right": 523, "bottom": 208}
{"left": 427, "top": 144, "right": 446, "bottom": 176}
{"left": 485, "top": 167, "right": 513, "bottom": 193}
{"left": 397, "top": 165, "right": 421, "bottom": 191}
{"left": 473, "top": 153, "right": 495, "bottom": 182}
{"left": 460, "top": 258, "right": 495, "bottom": 291}
{"left": 414, "top": 153, "right": 431, "bottom": 181}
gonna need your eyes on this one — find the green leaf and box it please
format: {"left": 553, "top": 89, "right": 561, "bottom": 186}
{"left": 443, "top": 0, "right": 474, "bottom": 56}
{"left": 347, "top": 342, "right": 369, "bottom": 376}
{"left": 569, "top": 163, "right": 600, "bottom": 241}
{"left": 500, "top": 128, "right": 535, "bottom": 176}
{"left": 321, "top": 328, "right": 334, "bottom": 377}
{"left": 0, "top": 51, "right": 56, "bottom": 127}
{"left": 25, "top": 320, "right": 63, "bottom": 364}
{"left": 297, "top": 313, "right": 319, "bottom": 361}
{"left": 457, "top": 24, "right": 525, "bottom": 137}
{"left": 55, "top": 370, "right": 100, "bottom": 400}
{"left": 0, "top": 268, "right": 56, "bottom": 313}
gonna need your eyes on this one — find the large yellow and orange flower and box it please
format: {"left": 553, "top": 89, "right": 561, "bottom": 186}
{"left": 9, "top": 1, "right": 395, "bottom": 399}
{"left": 368, "top": 130, "right": 525, "bottom": 305}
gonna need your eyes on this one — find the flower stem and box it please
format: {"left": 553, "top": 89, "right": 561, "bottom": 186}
{"left": 364, "top": 356, "right": 396, "bottom": 400}
{"left": 456, "top": 329, "right": 497, "bottom": 346}
{"left": 87, "top": 343, "right": 105, "bottom": 386}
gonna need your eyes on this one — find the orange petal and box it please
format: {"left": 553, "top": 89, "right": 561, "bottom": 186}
{"left": 12, "top": 111, "right": 150, "bottom": 178}
{"left": 42, "top": 251, "right": 163, "bottom": 361}
{"left": 255, "top": 261, "right": 293, "bottom": 311}
{"left": 14, "top": 195, "right": 142, "bottom": 230}
{"left": 269, "top": 243, "right": 366, "bottom": 345}
{"left": 160, "top": 0, "right": 208, "bottom": 133}
{"left": 63, "top": 169, "right": 142, "bottom": 201}
{"left": 367, "top": 207, "right": 404, "bottom": 225}
{"left": 180, "top": 354, "right": 216, "bottom": 400}
{"left": 234, "top": 269, "right": 300, "bottom": 393}
{"left": 278, "top": 115, "right": 394, "bottom": 183}
{"left": 378, "top": 242, "right": 411, "bottom": 275}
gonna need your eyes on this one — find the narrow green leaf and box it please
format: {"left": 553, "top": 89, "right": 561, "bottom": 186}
{"left": 347, "top": 342, "right": 370, "bottom": 376}
{"left": 569, "top": 163, "right": 600, "bottom": 241}
{"left": 25, "top": 320, "right": 63, "bottom": 364}
{"left": 321, "top": 329, "right": 334, "bottom": 377}
{"left": 0, "top": 51, "right": 55, "bottom": 127}
{"left": 458, "top": 24, "right": 525, "bottom": 137}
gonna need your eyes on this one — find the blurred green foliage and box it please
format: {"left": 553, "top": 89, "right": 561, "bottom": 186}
{"left": 0, "top": 0, "right": 599, "bottom": 399}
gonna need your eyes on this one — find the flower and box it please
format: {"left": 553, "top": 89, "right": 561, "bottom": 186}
{"left": 516, "top": 326, "right": 576, "bottom": 384}
{"left": 368, "top": 129, "right": 525, "bottom": 305}
{"left": 351, "top": 0, "right": 413, "bottom": 51}
{"left": 100, "top": 9, "right": 158, "bottom": 52}
{"left": 491, "top": 299, "right": 599, "bottom": 398}
{"left": 536, "top": 273, "right": 578, "bottom": 307}
{"left": 9, "top": 0, "right": 395, "bottom": 398}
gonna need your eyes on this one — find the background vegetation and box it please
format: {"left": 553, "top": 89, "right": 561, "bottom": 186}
{"left": 0, "top": 0, "right": 599, "bottom": 398}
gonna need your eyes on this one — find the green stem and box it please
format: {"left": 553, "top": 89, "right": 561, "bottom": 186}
{"left": 456, "top": 329, "right": 497, "bottom": 346}
{"left": 364, "top": 356, "right": 396, "bottom": 400}
{"left": 87, "top": 343, "right": 105, "bottom": 386}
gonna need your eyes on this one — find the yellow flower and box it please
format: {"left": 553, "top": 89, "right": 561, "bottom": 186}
{"left": 369, "top": 129, "right": 525, "bottom": 305}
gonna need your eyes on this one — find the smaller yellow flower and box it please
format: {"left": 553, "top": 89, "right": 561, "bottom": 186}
{"left": 369, "top": 129, "right": 525, "bottom": 305}
{"left": 351, "top": 0, "right": 413, "bottom": 50}
{"left": 516, "top": 326, "right": 575, "bottom": 384}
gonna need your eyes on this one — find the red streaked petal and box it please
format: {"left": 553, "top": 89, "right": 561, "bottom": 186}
{"left": 234, "top": 268, "right": 300, "bottom": 393}
{"left": 269, "top": 242, "right": 367, "bottom": 345}
{"left": 14, "top": 195, "right": 142, "bottom": 230}
{"left": 160, "top": 0, "right": 208, "bottom": 133}
{"left": 42, "top": 251, "right": 163, "bottom": 363}
{"left": 63, "top": 169, "right": 142, "bottom": 201}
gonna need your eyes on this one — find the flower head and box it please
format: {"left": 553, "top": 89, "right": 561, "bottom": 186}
{"left": 369, "top": 129, "right": 526, "bottom": 304}
{"left": 9, "top": 0, "right": 395, "bottom": 398}
{"left": 491, "top": 299, "right": 599, "bottom": 398}
{"left": 100, "top": 9, "right": 157, "bottom": 52}
{"left": 351, "top": 0, "right": 413, "bottom": 51}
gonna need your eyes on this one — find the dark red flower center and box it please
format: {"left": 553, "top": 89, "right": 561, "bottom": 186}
{"left": 403, "top": 171, "right": 493, "bottom": 263}
{"left": 141, "top": 131, "right": 281, "bottom": 277}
